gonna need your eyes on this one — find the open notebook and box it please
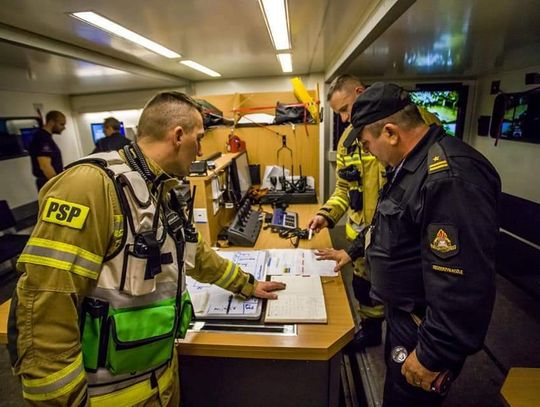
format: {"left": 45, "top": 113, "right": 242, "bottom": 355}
{"left": 264, "top": 275, "right": 327, "bottom": 323}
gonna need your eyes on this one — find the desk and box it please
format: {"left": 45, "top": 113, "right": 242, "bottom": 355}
{"left": 0, "top": 299, "right": 9, "bottom": 344}
{"left": 501, "top": 367, "right": 540, "bottom": 407}
{"left": 177, "top": 204, "right": 354, "bottom": 407}
{"left": 0, "top": 205, "right": 354, "bottom": 407}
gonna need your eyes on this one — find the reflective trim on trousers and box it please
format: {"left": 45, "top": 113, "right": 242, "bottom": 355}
{"left": 22, "top": 354, "right": 85, "bottom": 401}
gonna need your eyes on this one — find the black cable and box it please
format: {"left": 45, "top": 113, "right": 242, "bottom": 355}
{"left": 131, "top": 142, "right": 154, "bottom": 181}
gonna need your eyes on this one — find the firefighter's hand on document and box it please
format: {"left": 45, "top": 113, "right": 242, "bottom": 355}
{"left": 315, "top": 248, "right": 351, "bottom": 272}
{"left": 254, "top": 280, "right": 287, "bottom": 299}
{"left": 307, "top": 215, "right": 328, "bottom": 233}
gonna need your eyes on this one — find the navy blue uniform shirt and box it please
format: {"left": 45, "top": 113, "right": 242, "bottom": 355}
{"left": 92, "top": 132, "right": 131, "bottom": 153}
{"left": 365, "top": 125, "right": 501, "bottom": 372}
{"left": 28, "top": 128, "right": 63, "bottom": 179}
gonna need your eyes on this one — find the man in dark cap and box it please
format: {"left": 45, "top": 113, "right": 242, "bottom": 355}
{"left": 346, "top": 82, "right": 501, "bottom": 406}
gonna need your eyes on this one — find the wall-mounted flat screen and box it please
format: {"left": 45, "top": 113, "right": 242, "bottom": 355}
{"left": 491, "top": 89, "right": 540, "bottom": 143}
{"left": 409, "top": 84, "right": 468, "bottom": 138}
{"left": 20, "top": 128, "right": 38, "bottom": 150}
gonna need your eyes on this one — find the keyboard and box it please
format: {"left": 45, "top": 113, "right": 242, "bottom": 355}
{"left": 271, "top": 208, "right": 298, "bottom": 230}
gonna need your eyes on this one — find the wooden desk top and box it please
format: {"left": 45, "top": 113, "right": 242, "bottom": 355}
{"left": 0, "top": 205, "right": 354, "bottom": 361}
{"left": 177, "top": 203, "right": 354, "bottom": 361}
{"left": 501, "top": 367, "right": 540, "bottom": 407}
{"left": 0, "top": 299, "right": 9, "bottom": 344}
{"left": 238, "top": 204, "right": 333, "bottom": 249}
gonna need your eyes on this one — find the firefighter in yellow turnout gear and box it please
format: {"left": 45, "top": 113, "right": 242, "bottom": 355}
{"left": 8, "top": 92, "right": 285, "bottom": 406}
{"left": 311, "top": 75, "right": 440, "bottom": 349}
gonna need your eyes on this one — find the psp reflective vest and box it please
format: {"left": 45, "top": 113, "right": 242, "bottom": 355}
{"left": 76, "top": 151, "right": 193, "bottom": 400}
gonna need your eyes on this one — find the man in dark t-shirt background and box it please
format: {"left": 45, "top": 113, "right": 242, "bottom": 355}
{"left": 28, "top": 110, "right": 66, "bottom": 191}
{"left": 92, "top": 117, "right": 131, "bottom": 153}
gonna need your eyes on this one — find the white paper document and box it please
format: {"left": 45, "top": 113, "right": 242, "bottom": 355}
{"left": 264, "top": 275, "right": 327, "bottom": 323}
{"left": 186, "top": 251, "right": 266, "bottom": 319}
{"left": 265, "top": 249, "right": 337, "bottom": 276}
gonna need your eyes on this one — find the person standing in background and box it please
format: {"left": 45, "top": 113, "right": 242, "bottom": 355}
{"left": 92, "top": 116, "right": 131, "bottom": 153}
{"left": 28, "top": 110, "right": 66, "bottom": 191}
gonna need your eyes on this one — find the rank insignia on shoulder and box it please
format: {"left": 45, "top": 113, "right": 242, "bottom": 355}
{"left": 427, "top": 142, "right": 449, "bottom": 174}
{"left": 428, "top": 159, "right": 448, "bottom": 173}
{"left": 428, "top": 224, "right": 459, "bottom": 259}
{"left": 42, "top": 197, "right": 90, "bottom": 230}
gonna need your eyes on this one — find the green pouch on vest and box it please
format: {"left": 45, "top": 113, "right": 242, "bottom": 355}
{"left": 107, "top": 304, "right": 176, "bottom": 375}
{"left": 81, "top": 315, "right": 101, "bottom": 371}
{"left": 176, "top": 290, "right": 193, "bottom": 339}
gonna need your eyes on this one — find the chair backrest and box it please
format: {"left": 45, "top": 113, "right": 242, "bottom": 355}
{"left": 0, "top": 200, "right": 17, "bottom": 231}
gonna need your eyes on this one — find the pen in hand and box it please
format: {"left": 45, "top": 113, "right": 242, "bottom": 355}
{"left": 226, "top": 295, "right": 233, "bottom": 314}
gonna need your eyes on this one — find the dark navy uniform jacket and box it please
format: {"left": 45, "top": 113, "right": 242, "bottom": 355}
{"left": 92, "top": 132, "right": 131, "bottom": 153}
{"left": 28, "top": 128, "right": 63, "bottom": 179}
{"left": 360, "top": 125, "right": 501, "bottom": 372}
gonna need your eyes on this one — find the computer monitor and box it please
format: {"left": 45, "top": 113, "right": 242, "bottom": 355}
{"left": 91, "top": 122, "right": 125, "bottom": 144}
{"left": 20, "top": 127, "right": 38, "bottom": 150}
{"left": 229, "top": 151, "right": 252, "bottom": 204}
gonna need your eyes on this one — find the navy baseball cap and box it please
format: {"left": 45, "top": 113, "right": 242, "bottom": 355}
{"left": 343, "top": 82, "right": 411, "bottom": 148}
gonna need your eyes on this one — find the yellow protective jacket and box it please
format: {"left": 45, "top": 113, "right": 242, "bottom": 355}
{"left": 8, "top": 149, "right": 256, "bottom": 406}
{"left": 317, "top": 125, "right": 385, "bottom": 241}
{"left": 317, "top": 107, "right": 441, "bottom": 241}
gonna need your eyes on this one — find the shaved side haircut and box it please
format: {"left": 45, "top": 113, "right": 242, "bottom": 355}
{"left": 45, "top": 110, "right": 65, "bottom": 123}
{"left": 327, "top": 74, "right": 365, "bottom": 101}
{"left": 137, "top": 91, "right": 203, "bottom": 140}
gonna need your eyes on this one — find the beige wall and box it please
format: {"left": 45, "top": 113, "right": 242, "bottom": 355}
{"left": 68, "top": 75, "right": 329, "bottom": 202}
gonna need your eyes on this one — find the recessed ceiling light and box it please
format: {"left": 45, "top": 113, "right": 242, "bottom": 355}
{"left": 180, "top": 60, "right": 221, "bottom": 77}
{"left": 71, "top": 11, "right": 181, "bottom": 58}
{"left": 259, "top": 0, "right": 291, "bottom": 51}
{"left": 277, "top": 53, "right": 293, "bottom": 73}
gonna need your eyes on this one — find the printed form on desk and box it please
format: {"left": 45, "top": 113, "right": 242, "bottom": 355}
{"left": 186, "top": 249, "right": 335, "bottom": 322}
{"left": 264, "top": 275, "right": 327, "bottom": 323}
{"left": 265, "top": 249, "right": 337, "bottom": 276}
{"left": 186, "top": 251, "right": 266, "bottom": 320}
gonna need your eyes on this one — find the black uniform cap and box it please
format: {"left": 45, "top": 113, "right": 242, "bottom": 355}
{"left": 343, "top": 82, "right": 411, "bottom": 148}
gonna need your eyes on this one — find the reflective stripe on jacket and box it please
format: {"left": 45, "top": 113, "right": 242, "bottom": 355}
{"left": 8, "top": 149, "right": 256, "bottom": 405}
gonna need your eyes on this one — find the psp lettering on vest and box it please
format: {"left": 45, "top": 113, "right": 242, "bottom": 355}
{"left": 42, "top": 197, "right": 90, "bottom": 229}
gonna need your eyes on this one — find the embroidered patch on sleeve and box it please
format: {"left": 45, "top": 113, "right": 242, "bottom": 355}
{"left": 427, "top": 224, "right": 459, "bottom": 259}
{"left": 42, "top": 197, "right": 90, "bottom": 230}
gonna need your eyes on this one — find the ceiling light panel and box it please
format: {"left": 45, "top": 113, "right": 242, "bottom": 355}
{"left": 259, "top": 0, "right": 291, "bottom": 51}
{"left": 180, "top": 60, "right": 221, "bottom": 77}
{"left": 277, "top": 53, "right": 293, "bottom": 73}
{"left": 71, "top": 12, "right": 181, "bottom": 58}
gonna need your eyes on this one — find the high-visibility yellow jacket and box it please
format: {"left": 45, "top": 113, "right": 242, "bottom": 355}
{"left": 317, "top": 107, "right": 441, "bottom": 241}
{"left": 8, "top": 149, "right": 256, "bottom": 406}
{"left": 317, "top": 125, "right": 385, "bottom": 241}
